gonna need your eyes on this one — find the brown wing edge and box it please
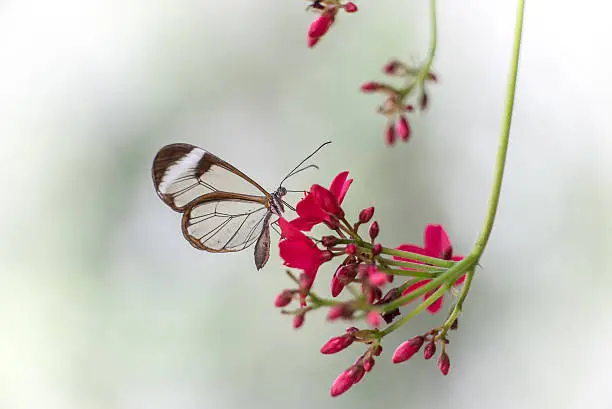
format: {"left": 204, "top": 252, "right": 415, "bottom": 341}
{"left": 152, "top": 143, "right": 272, "bottom": 212}
{"left": 151, "top": 143, "right": 198, "bottom": 212}
{"left": 180, "top": 193, "right": 271, "bottom": 253}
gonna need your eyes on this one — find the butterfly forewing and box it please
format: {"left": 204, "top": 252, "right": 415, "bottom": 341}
{"left": 152, "top": 143, "right": 270, "bottom": 212}
{"left": 181, "top": 196, "right": 271, "bottom": 252}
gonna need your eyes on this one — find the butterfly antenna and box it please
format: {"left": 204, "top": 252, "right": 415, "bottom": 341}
{"left": 280, "top": 141, "right": 332, "bottom": 186}
{"left": 282, "top": 200, "right": 296, "bottom": 212}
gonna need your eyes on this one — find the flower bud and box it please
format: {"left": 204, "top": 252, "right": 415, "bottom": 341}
{"left": 363, "top": 357, "right": 375, "bottom": 372}
{"left": 360, "top": 82, "right": 382, "bottom": 93}
{"left": 359, "top": 207, "right": 375, "bottom": 223}
{"left": 366, "top": 311, "right": 381, "bottom": 328}
{"left": 330, "top": 370, "right": 354, "bottom": 397}
{"left": 321, "top": 334, "right": 354, "bottom": 354}
{"left": 419, "top": 91, "right": 429, "bottom": 111}
{"left": 274, "top": 290, "right": 293, "bottom": 307}
{"left": 450, "top": 318, "right": 459, "bottom": 330}
{"left": 392, "top": 336, "right": 425, "bottom": 363}
{"left": 383, "top": 60, "right": 401, "bottom": 75}
{"left": 345, "top": 243, "right": 357, "bottom": 255}
{"left": 321, "top": 235, "right": 338, "bottom": 247}
{"left": 372, "top": 243, "right": 382, "bottom": 256}
{"left": 331, "top": 274, "right": 344, "bottom": 298}
{"left": 369, "top": 221, "right": 379, "bottom": 241}
{"left": 396, "top": 115, "right": 411, "bottom": 141}
{"left": 423, "top": 341, "right": 436, "bottom": 360}
{"left": 385, "top": 123, "right": 396, "bottom": 145}
{"left": 293, "top": 314, "right": 305, "bottom": 329}
{"left": 343, "top": 2, "right": 358, "bottom": 12}
{"left": 350, "top": 364, "right": 366, "bottom": 384}
{"left": 438, "top": 351, "right": 450, "bottom": 375}
{"left": 368, "top": 267, "right": 388, "bottom": 287}
{"left": 308, "top": 14, "right": 334, "bottom": 38}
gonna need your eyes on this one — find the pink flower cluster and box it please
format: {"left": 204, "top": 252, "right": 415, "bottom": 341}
{"left": 274, "top": 172, "right": 465, "bottom": 396}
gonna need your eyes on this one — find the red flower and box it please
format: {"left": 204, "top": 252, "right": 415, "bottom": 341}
{"left": 279, "top": 218, "right": 333, "bottom": 282}
{"left": 291, "top": 171, "right": 353, "bottom": 231}
{"left": 394, "top": 224, "right": 464, "bottom": 314}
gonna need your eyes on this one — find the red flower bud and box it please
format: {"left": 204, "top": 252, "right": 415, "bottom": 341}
{"left": 427, "top": 72, "right": 438, "bottom": 82}
{"left": 293, "top": 314, "right": 305, "bottom": 329}
{"left": 345, "top": 243, "right": 357, "bottom": 255}
{"left": 343, "top": 2, "right": 358, "bottom": 12}
{"left": 331, "top": 274, "right": 344, "bottom": 297}
{"left": 327, "top": 305, "right": 345, "bottom": 321}
{"left": 359, "top": 207, "right": 375, "bottom": 223}
{"left": 360, "top": 82, "right": 382, "bottom": 93}
{"left": 366, "top": 311, "right": 381, "bottom": 328}
{"left": 368, "top": 266, "right": 388, "bottom": 287}
{"left": 392, "top": 335, "right": 425, "bottom": 363}
{"left": 396, "top": 115, "right": 411, "bottom": 141}
{"left": 350, "top": 365, "right": 366, "bottom": 384}
{"left": 383, "top": 60, "right": 401, "bottom": 75}
{"left": 372, "top": 243, "right": 382, "bottom": 256}
{"left": 438, "top": 351, "right": 450, "bottom": 375}
{"left": 404, "top": 104, "right": 414, "bottom": 112}
{"left": 385, "top": 123, "right": 396, "bottom": 145}
{"left": 274, "top": 290, "right": 293, "bottom": 307}
{"left": 308, "top": 14, "right": 334, "bottom": 38}
{"left": 321, "top": 235, "right": 338, "bottom": 247}
{"left": 369, "top": 221, "right": 379, "bottom": 240}
{"left": 330, "top": 370, "right": 354, "bottom": 397}
{"left": 307, "top": 35, "right": 320, "bottom": 48}
{"left": 363, "top": 357, "right": 375, "bottom": 372}
{"left": 321, "top": 334, "right": 354, "bottom": 354}
{"left": 423, "top": 341, "right": 436, "bottom": 360}
{"left": 419, "top": 91, "right": 429, "bottom": 111}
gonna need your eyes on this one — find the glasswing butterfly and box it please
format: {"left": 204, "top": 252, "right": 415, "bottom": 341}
{"left": 152, "top": 142, "right": 329, "bottom": 270}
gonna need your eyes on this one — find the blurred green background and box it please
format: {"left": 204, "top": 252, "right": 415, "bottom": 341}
{"left": 1, "top": 0, "right": 611, "bottom": 408}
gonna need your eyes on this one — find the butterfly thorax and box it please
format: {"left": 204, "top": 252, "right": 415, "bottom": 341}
{"left": 270, "top": 186, "right": 286, "bottom": 216}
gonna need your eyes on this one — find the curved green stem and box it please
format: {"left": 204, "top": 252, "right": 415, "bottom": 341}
{"left": 471, "top": 0, "right": 524, "bottom": 256}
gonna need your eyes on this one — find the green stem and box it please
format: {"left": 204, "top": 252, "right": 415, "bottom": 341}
{"left": 376, "top": 265, "right": 437, "bottom": 279}
{"left": 378, "top": 0, "right": 525, "bottom": 335}
{"left": 399, "top": 0, "right": 437, "bottom": 96}
{"left": 471, "top": 0, "right": 524, "bottom": 257}
{"left": 437, "top": 268, "right": 475, "bottom": 340}
{"left": 377, "top": 256, "right": 446, "bottom": 272}
{"left": 335, "top": 239, "right": 454, "bottom": 267}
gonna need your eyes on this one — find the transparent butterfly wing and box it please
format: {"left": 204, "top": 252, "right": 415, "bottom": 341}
{"left": 152, "top": 143, "right": 270, "bottom": 212}
{"left": 181, "top": 195, "right": 274, "bottom": 254}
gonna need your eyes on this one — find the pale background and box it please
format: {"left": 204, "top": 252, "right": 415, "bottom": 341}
{"left": 1, "top": 1, "right": 611, "bottom": 408}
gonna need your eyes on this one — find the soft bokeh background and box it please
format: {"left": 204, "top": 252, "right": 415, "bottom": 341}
{"left": 2, "top": 1, "right": 611, "bottom": 408}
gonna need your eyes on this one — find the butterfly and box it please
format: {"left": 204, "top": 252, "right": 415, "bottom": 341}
{"left": 152, "top": 142, "right": 329, "bottom": 270}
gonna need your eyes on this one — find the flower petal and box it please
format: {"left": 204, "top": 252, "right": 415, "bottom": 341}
{"left": 454, "top": 274, "right": 466, "bottom": 286}
{"left": 328, "top": 171, "right": 353, "bottom": 205}
{"left": 278, "top": 217, "right": 309, "bottom": 242}
{"left": 424, "top": 289, "right": 444, "bottom": 314}
{"left": 424, "top": 224, "right": 452, "bottom": 259}
{"left": 400, "top": 279, "right": 430, "bottom": 305}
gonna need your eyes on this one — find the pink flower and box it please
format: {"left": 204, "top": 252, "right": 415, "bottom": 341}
{"left": 291, "top": 172, "right": 353, "bottom": 231}
{"left": 394, "top": 224, "right": 464, "bottom": 314}
{"left": 279, "top": 218, "right": 333, "bottom": 281}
